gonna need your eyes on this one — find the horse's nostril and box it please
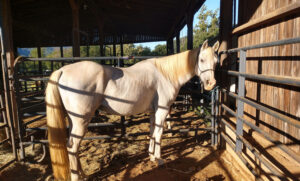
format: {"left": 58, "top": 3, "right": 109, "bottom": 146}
{"left": 206, "top": 80, "right": 209, "bottom": 85}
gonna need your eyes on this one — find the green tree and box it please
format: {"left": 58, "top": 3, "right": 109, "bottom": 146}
{"left": 193, "top": 5, "right": 219, "bottom": 48}
{"left": 152, "top": 44, "right": 167, "bottom": 56}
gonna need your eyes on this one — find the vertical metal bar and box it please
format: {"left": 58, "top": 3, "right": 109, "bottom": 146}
{"left": 37, "top": 47, "right": 44, "bottom": 90}
{"left": 186, "top": 13, "right": 194, "bottom": 50}
{"left": 0, "top": 2, "right": 18, "bottom": 160}
{"left": 235, "top": 50, "right": 246, "bottom": 152}
{"left": 176, "top": 33, "right": 180, "bottom": 53}
{"left": 37, "top": 47, "right": 42, "bottom": 74}
{"left": 60, "top": 46, "right": 64, "bottom": 67}
{"left": 113, "top": 38, "right": 116, "bottom": 67}
{"left": 211, "top": 89, "right": 215, "bottom": 146}
{"left": 215, "top": 87, "right": 219, "bottom": 145}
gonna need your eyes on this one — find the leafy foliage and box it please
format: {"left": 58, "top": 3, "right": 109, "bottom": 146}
{"left": 193, "top": 5, "right": 219, "bottom": 48}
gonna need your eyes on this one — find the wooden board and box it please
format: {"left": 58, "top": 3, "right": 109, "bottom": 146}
{"left": 236, "top": 0, "right": 300, "bottom": 154}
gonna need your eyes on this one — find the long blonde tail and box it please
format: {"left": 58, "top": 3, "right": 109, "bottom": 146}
{"left": 45, "top": 70, "right": 70, "bottom": 180}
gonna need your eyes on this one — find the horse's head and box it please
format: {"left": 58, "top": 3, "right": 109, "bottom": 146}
{"left": 195, "top": 40, "right": 219, "bottom": 91}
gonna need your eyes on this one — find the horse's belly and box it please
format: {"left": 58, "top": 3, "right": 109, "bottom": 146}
{"left": 100, "top": 94, "right": 154, "bottom": 115}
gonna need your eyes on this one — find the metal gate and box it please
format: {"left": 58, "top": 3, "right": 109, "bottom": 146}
{"left": 211, "top": 37, "right": 300, "bottom": 180}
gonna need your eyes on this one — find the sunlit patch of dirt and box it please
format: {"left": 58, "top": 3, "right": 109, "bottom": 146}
{"left": 0, "top": 111, "right": 244, "bottom": 181}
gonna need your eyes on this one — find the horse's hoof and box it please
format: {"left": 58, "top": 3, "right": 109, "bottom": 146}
{"left": 157, "top": 158, "right": 165, "bottom": 166}
{"left": 149, "top": 154, "right": 155, "bottom": 162}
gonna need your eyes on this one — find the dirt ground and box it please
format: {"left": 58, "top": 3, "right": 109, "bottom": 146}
{"left": 0, "top": 111, "right": 245, "bottom": 181}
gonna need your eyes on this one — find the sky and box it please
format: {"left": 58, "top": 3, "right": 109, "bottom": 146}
{"left": 134, "top": 0, "right": 220, "bottom": 50}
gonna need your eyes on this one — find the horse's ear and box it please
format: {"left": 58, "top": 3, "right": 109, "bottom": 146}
{"left": 213, "top": 41, "right": 220, "bottom": 52}
{"left": 201, "top": 40, "right": 209, "bottom": 51}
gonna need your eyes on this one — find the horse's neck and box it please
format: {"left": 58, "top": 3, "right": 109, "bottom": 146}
{"left": 154, "top": 48, "right": 199, "bottom": 88}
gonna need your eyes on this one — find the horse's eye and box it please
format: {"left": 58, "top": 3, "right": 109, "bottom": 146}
{"left": 201, "top": 59, "right": 204, "bottom": 63}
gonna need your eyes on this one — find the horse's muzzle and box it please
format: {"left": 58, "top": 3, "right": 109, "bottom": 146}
{"left": 204, "top": 79, "right": 216, "bottom": 91}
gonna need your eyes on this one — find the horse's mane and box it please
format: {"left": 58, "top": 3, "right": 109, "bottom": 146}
{"left": 154, "top": 48, "right": 199, "bottom": 84}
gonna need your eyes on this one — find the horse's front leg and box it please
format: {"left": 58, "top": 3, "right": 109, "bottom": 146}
{"left": 152, "top": 108, "right": 169, "bottom": 165}
{"left": 148, "top": 112, "right": 155, "bottom": 161}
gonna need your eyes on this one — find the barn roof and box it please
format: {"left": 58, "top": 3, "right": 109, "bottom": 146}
{"left": 11, "top": 0, "right": 205, "bottom": 47}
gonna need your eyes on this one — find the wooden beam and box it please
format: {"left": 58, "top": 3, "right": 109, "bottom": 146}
{"left": 0, "top": 0, "right": 19, "bottom": 159}
{"left": 232, "top": 1, "right": 300, "bottom": 35}
{"left": 13, "top": 20, "right": 54, "bottom": 38}
{"left": 69, "top": 0, "right": 80, "bottom": 57}
{"left": 219, "top": 0, "right": 233, "bottom": 65}
{"left": 1, "top": 0, "right": 17, "bottom": 123}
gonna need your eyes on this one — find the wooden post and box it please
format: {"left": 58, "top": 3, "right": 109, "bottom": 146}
{"left": 187, "top": 12, "right": 194, "bottom": 50}
{"left": 99, "top": 33, "right": 104, "bottom": 58}
{"left": 176, "top": 33, "right": 180, "bottom": 53}
{"left": 167, "top": 38, "right": 174, "bottom": 55}
{"left": 218, "top": 0, "right": 233, "bottom": 148}
{"left": 37, "top": 47, "right": 42, "bottom": 74}
{"left": 1, "top": 0, "right": 17, "bottom": 128}
{"left": 0, "top": 0, "right": 19, "bottom": 160}
{"left": 69, "top": 0, "right": 80, "bottom": 57}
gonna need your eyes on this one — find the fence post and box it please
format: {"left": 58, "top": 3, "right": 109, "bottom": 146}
{"left": 211, "top": 89, "right": 215, "bottom": 146}
{"left": 0, "top": 1, "right": 18, "bottom": 160}
{"left": 235, "top": 50, "right": 246, "bottom": 152}
{"left": 13, "top": 63, "right": 25, "bottom": 159}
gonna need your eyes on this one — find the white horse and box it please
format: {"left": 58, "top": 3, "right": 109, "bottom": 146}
{"left": 46, "top": 40, "right": 219, "bottom": 181}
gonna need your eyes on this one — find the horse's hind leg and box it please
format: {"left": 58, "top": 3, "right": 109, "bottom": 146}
{"left": 67, "top": 116, "right": 89, "bottom": 181}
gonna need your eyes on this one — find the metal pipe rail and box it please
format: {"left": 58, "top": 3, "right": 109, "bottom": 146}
{"left": 22, "top": 127, "right": 211, "bottom": 145}
{"left": 16, "top": 56, "right": 162, "bottom": 62}
{"left": 220, "top": 103, "right": 300, "bottom": 163}
{"left": 225, "top": 70, "right": 300, "bottom": 87}
{"left": 220, "top": 132, "right": 263, "bottom": 181}
{"left": 238, "top": 135, "right": 289, "bottom": 181}
{"left": 214, "top": 36, "right": 300, "bottom": 179}
{"left": 219, "top": 118, "right": 290, "bottom": 180}
{"left": 220, "top": 37, "right": 300, "bottom": 54}
{"left": 221, "top": 89, "right": 300, "bottom": 129}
